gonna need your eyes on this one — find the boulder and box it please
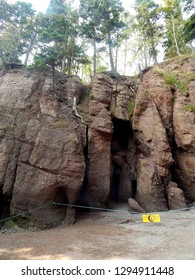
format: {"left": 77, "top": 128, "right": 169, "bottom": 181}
{"left": 175, "top": 152, "right": 195, "bottom": 201}
{"left": 166, "top": 182, "right": 186, "bottom": 210}
{"left": 128, "top": 198, "right": 146, "bottom": 213}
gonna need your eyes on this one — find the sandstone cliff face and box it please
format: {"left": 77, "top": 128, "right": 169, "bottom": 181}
{"left": 0, "top": 70, "right": 86, "bottom": 228}
{"left": 133, "top": 56, "right": 195, "bottom": 211}
{"left": 0, "top": 56, "right": 194, "bottom": 228}
{"left": 87, "top": 74, "right": 136, "bottom": 207}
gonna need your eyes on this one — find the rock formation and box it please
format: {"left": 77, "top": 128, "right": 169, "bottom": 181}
{"left": 0, "top": 70, "right": 86, "bottom": 228}
{"left": 133, "top": 56, "right": 195, "bottom": 211}
{"left": 0, "top": 55, "right": 194, "bottom": 228}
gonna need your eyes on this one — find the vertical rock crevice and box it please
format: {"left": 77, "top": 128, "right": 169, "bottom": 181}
{"left": 76, "top": 124, "right": 90, "bottom": 209}
{"left": 0, "top": 184, "right": 3, "bottom": 220}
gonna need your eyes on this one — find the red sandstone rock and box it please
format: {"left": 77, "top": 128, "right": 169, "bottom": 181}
{"left": 166, "top": 182, "right": 186, "bottom": 210}
{"left": 0, "top": 70, "right": 86, "bottom": 228}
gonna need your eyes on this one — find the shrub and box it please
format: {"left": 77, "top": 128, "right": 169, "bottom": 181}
{"left": 183, "top": 103, "right": 195, "bottom": 112}
{"left": 128, "top": 99, "right": 136, "bottom": 117}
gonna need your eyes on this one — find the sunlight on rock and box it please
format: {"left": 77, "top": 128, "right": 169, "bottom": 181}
{"left": 14, "top": 248, "right": 33, "bottom": 253}
{"left": 30, "top": 254, "right": 72, "bottom": 260}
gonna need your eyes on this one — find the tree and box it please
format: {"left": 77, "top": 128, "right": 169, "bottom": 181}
{"left": 0, "top": 1, "right": 36, "bottom": 69}
{"left": 9, "top": 1, "right": 35, "bottom": 61}
{"left": 99, "top": 0, "right": 125, "bottom": 73}
{"left": 80, "top": 0, "right": 125, "bottom": 74}
{"left": 34, "top": 13, "right": 70, "bottom": 92}
{"left": 183, "top": 13, "right": 195, "bottom": 45}
{"left": 79, "top": 0, "right": 104, "bottom": 75}
{"left": 46, "top": 0, "right": 67, "bottom": 14}
{"left": 0, "top": 0, "right": 12, "bottom": 68}
{"left": 161, "top": 0, "right": 191, "bottom": 58}
{"left": 133, "top": 0, "right": 161, "bottom": 67}
{"left": 182, "top": 0, "right": 194, "bottom": 11}
{"left": 34, "top": 46, "right": 64, "bottom": 93}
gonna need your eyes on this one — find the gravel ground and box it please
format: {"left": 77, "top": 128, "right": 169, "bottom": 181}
{"left": 0, "top": 206, "right": 195, "bottom": 260}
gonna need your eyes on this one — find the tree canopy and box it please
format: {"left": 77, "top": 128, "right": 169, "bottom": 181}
{"left": 0, "top": 0, "right": 194, "bottom": 77}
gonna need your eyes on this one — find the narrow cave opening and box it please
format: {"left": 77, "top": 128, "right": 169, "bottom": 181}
{"left": 167, "top": 127, "right": 182, "bottom": 186}
{"left": 0, "top": 190, "right": 11, "bottom": 228}
{"left": 0, "top": 185, "right": 3, "bottom": 218}
{"left": 54, "top": 187, "right": 69, "bottom": 205}
{"left": 52, "top": 186, "right": 70, "bottom": 222}
{"left": 110, "top": 118, "right": 136, "bottom": 204}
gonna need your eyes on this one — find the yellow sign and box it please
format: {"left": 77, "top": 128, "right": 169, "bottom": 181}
{"left": 142, "top": 214, "right": 161, "bottom": 223}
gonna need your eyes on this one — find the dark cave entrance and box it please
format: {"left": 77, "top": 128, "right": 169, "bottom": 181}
{"left": 76, "top": 118, "right": 138, "bottom": 213}
{"left": 0, "top": 185, "right": 3, "bottom": 218}
{"left": 52, "top": 186, "right": 70, "bottom": 217}
{"left": 110, "top": 118, "right": 136, "bottom": 203}
{"left": 0, "top": 187, "right": 11, "bottom": 228}
{"left": 54, "top": 187, "right": 69, "bottom": 206}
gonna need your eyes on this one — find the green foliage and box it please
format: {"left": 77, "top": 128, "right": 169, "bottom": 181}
{"left": 154, "top": 67, "right": 187, "bottom": 93}
{"left": 160, "top": 0, "right": 192, "bottom": 58}
{"left": 183, "top": 13, "right": 195, "bottom": 43}
{"left": 79, "top": 0, "right": 125, "bottom": 74}
{"left": 46, "top": 0, "right": 67, "bottom": 15}
{"left": 133, "top": 0, "right": 161, "bottom": 66}
{"left": 90, "top": 92, "right": 95, "bottom": 100}
{"left": 0, "top": 0, "right": 194, "bottom": 75}
{"left": 128, "top": 99, "right": 136, "bottom": 117}
{"left": 34, "top": 47, "right": 63, "bottom": 70}
{"left": 97, "top": 65, "right": 108, "bottom": 73}
{"left": 183, "top": 103, "right": 195, "bottom": 111}
{"left": 0, "top": 124, "right": 8, "bottom": 131}
{"left": 3, "top": 219, "right": 18, "bottom": 229}
{"left": 154, "top": 66, "right": 195, "bottom": 95}
{"left": 0, "top": 1, "right": 36, "bottom": 68}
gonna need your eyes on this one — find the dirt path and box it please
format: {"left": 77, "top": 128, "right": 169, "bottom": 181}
{"left": 0, "top": 207, "right": 195, "bottom": 260}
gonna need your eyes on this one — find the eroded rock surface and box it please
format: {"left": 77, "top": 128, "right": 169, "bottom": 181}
{"left": 87, "top": 74, "right": 135, "bottom": 206}
{"left": 0, "top": 56, "right": 194, "bottom": 228}
{"left": 133, "top": 56, "right": 195, "bottom": 211}
{"left": 0, "top": 70, "right": 86, "bottom": 228}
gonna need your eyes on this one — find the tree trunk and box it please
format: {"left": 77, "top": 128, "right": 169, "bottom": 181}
{"left": 0, "top": 50, "right": 6, "bottom": 70}
{"left": 24, "top": 36, "right": 35, "bottom": 67}
{"left": 171, "top": 14, "right": 180, "bottom": 56}
{"left": 52, "top": 64, "right": 55, "bottom": 95}
{"left": 62, "top": 39, "right": 68, "bottom": 73}
{"left": 151, "top": 35, "right": 158, "bottom": 65}
{"left": 108, "top": 32, "right": 115, "bottom": 72}
{"left": 143, "top": 41, "right": 148, "bottom": 68}
{"left": 123, "top": 37, "right": 128, "bottom": 75}
{"left": 93, "top": 37, "right": 97, "bottom": 76}
{"left": 68, "top": 59, "right": 72, "bottom": 75}
{"left": 115, "top": 33, "right": 119, "bottom": 74}
{"left": 62, "top": 57, "right": 66, "bottom": 73}
{"left": 68, "top": 37, "right": 75, "bottom": 75}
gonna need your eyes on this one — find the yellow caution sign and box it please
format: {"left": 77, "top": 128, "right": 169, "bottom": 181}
{"left": 142, "top": 214, "right": 161, "bottom": 223}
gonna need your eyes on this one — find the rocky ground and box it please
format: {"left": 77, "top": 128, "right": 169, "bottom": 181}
{"left": 0, "top": 205, "right": 194, "bottom": 260}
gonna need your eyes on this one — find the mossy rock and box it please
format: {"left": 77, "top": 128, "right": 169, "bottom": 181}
{"left": 183, "top": 103, "right": 195, "bottom": 112}
{"left": 128, "top": 99, "right": 136, "bottom": 118}
{"left": 154, "top": 66, "right": 195, "bottom": 96}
